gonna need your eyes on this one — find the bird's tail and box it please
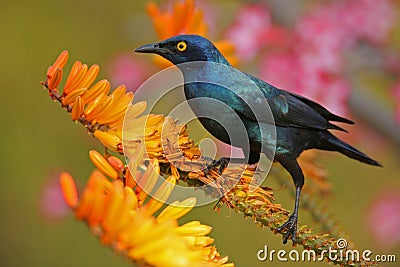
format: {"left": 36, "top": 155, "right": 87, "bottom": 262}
{"left": 321, "top": 132, "right": 382, "bottom": 167}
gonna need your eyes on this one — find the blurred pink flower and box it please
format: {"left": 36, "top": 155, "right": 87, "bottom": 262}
{"left": 108, "top": 53, "right": 149, "bottom": 92}
{"left": 39, "top": 174, "right": 70, "bottom": 221}
{"left": 296, "top": 3, "right": 352, "bottom": 48}
{"left": 226, "top": 5, "right": 271, "bottom": 61}
{"left": 260, "top": 51, "right": 350, "bottom": 116}
{"left": 225, "top": 0, "right": 394, "bottom": 65}
{"left": 304, "top": 75, "right": 350, "bottom": 116}
{"left": 342, "top": 0, "right": 396, "bottom": 44}
{"left": 259, "top": 51, "right": 298, "bottom": 91}
{"left": 366, "top": 189, "right": 400, "bottom": 248}
{"left": 259, "top": 0, "right": 396, "bottom": 117}
{"left": 297, "top": 0, "right": 395, "bottom": 50}
{"left": 295, "top": 2, "right": 355, "bottom": 74}
{"left": 296, "top": 70, "right": 351, "bottom": 116}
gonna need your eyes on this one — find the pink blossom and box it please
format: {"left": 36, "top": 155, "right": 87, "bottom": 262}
{"left": 366, "top": 189, "right": 400, "bottom": 248}
{"left": 296, "top": 47, "right": 345, "bottom": 75}
{"left": 108, "top": 53, "right": 149, "bottom": 92}
{"left": 294, "top": 0, "right": 396, "bottom": 75}
{"left": 260, "top": 51, "right": 350, "bottom": 116}
{"left": 295, "top": 3, "right": 355, "bottom": 74}
{"left": 263, "top": 25, "right": 292, "bottom": 49}
{"left": 296, "top": 3, "right": 353, "bottom": 51}
{"left": 297, "top": 0, "right": 395, "bottom": 49}
{"left": 226, "top": 5, "right": 272, "bottom": 61}
{"left": 301, "top": 75, "right": 350, "bottom": 116}
{"left": 259, "top": 51, "right": 299, "bottom": 92}
{"left": 296, "top": 71, "right": 350, "bottom": 117}
{"left": 342, "top": 0, "right": 396, "bottom": 44}
{"left": 39, "top": 175, "right": 70, "bottom": 221}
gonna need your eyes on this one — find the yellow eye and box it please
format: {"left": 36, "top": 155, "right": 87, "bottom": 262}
{"left": 176, "top": 41, "right": 187, "bottom": 52}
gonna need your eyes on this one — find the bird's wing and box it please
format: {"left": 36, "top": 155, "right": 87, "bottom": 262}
{"left": 237, "top": 75, "right": 351, "bottom": 131}
{"left": 268, "top": 92, "right": 346, "bottom": 131}
{"left": 285, "top": 91, "right": 354, "bottom": 124}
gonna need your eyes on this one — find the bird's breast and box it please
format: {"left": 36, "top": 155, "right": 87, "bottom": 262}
{"left": 183, "top": 83, "right": 261, "bottom": 150}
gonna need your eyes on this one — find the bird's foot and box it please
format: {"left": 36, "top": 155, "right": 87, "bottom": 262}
{"left": 277, "top": 213, "right": 298, "bottom": 244}
{"left": 203, "top": 157, "right": 229, "bottom": 176}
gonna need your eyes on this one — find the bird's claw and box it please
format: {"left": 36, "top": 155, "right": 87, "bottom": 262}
{"left": 277, "top": 213, "right": 298, "bottom": 244}
{"left": 203, "top": 157, "right": 229, "bottom": 176}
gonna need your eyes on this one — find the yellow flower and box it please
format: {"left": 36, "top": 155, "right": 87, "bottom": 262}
{"left": 41, "top": 51, "right": 129, "bottom": 152}
{"left": 89, "top": 150, "right": 120, "bottom": 180}
{"left": 42, "top": 12, "right": 372, "bottom": 266}
{"left": 42, "top": 51, "right": 201, "bottom": 161}
{"left": 146, "top": 0, "right": 238, "bottom": 66}
{"left": 59, "top": 150, "right": 233, "bottom": 267}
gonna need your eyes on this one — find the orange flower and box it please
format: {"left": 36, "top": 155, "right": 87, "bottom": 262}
{"left": 146, "top": 0, "right": 238, "bottom": 66}
{"left": 59, "top": 155, "right": 233, "bottom": 267}
{"left": 214, "top": 40, "right": 238, "bottom": 67}
{"left": 42, "top": 51, "right": 201, "bottom": 160}
{"left": 45, "top": 50, "right": 68, "bottom": 90}
{"left": 147, "top": 0, "right": 207, "bottom": 39}
{"left": 59, "top": 172, "right": 78, "bottom": 207}
{"left": 42, "top": 51, "right": 134, "bottom": 146}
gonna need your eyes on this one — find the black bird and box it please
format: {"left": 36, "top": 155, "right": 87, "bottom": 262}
{"left": 135, "top": 34, "right": 382, "bottom": 244}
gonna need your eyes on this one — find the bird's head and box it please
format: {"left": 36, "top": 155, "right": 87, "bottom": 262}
{"left": 135, "top": 35, "right": 229, "bottom": 65}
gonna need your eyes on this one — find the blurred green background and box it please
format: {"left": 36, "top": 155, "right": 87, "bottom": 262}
{"left": 0, "top": 0, "right": 399, "bottom": 266}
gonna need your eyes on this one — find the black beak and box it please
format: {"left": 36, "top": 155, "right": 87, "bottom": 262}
{"left": 134, "top": 42, "right": 162, "bottom": 54}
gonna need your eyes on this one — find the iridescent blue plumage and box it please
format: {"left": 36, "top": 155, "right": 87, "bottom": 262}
{"left": 135, "top": 34, "right": 381, "bottom": 244}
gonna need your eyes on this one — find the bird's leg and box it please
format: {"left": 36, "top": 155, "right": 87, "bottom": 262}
{"left": 203, "top": 157, "right": 247, "bottom": 176}
{"left": 202, "top": 157, "right": 247, "bottom": 208}
{"left": 276, "top": 159, "right": 304, "bottom": 244}
{"left": 204, "top": 157, "right": 229, "bottom": 176}
{"left": 277, "top": 186, "right": 302, "bottom": 244}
